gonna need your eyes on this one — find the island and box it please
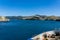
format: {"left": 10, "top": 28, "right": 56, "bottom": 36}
{"left": 0, "top": 15, "right": 60, "bottom": 21}
{"left": 5, "top": 15, "right": 60, "bottom": 21}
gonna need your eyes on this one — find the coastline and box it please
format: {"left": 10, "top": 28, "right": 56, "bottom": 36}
{"left": 0, "top": 15, "right": 60, "bottom": 21}
{"left": 5, "top": 15, "right": 60, "bottom": 21}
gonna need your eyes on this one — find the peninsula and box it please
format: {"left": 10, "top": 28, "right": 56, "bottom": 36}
{"left": 5, "top": 15, "right": 60, "bottom": 21}
{"left": 0, "top": 16, "right": 10, "bottom": 22}
{"left": 0, "top": 15, "right": 60, "bottom": 21}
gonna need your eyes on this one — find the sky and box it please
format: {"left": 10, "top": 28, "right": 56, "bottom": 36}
{"left": 0, "top": 0, "right": 60, "bottom": 16}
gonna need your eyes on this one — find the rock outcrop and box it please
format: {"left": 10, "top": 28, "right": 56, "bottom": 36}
{"left": 4, "top": 15, "right": 60, "bottom": 21}
{"left": 0, "top": 16, "right": 10, "bottom": 21}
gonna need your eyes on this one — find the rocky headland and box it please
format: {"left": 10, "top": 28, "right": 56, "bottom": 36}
{"left": 0, "top": 16, "right": 10, "bottom": 21}
{"left": 5, "top": 15, "right": 60, "bottom": 21}
{"left": 0, "top": 15, "right": 60, "bottom": 21}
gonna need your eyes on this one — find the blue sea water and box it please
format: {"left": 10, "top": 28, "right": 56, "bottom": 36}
{"left": 0, "top": 20, "right": 60, "bottom": 40}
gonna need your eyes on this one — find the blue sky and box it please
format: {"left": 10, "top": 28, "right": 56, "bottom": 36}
{"left": 0, "top": 0, "right": 60, "bottom": 16}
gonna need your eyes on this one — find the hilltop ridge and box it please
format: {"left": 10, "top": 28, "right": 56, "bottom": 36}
{"left": 4, "top": 15, "right": 60, "bottom": 21}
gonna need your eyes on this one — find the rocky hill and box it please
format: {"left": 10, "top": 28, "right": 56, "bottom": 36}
{"left": 5, "top": 15, "right": 60, "bottom": 21}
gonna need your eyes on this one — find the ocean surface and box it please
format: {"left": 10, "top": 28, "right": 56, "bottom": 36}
{"left": 0, "top": 20, "right": 60, "bottom": 40}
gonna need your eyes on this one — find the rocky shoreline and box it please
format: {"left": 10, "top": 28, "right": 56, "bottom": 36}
{"left": 5, "top": 15, "right": 60, "bottom": 21}
{"left": 0, "top": 16, "right": 10, "bottom": 21}
{"left": 0, "top": 15, "right": 60, "bottom": 21}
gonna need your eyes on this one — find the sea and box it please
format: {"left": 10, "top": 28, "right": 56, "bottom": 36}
{"left": 0, "top": 20, "right": 60, "bottom": 40}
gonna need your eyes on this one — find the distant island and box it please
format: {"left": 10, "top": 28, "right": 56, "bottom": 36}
{"left": 5, "top": 15, "right": 60, "bottom": 21}
{"left": 0, "top": 15, "right": 60, "bottom": 21}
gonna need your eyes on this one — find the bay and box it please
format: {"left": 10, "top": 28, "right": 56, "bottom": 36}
{"left": 0, "top": 20, "right": 59, "bottom": 40}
